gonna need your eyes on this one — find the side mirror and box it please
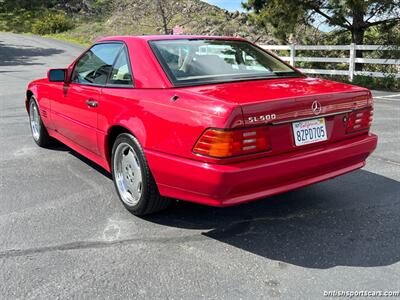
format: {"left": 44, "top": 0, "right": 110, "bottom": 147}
{"left": 48, "top": 69, "right": 67, "bottom": 82}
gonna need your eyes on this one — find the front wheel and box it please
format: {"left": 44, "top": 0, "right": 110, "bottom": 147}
{"left": 29, "top": 97, "right": 51, "bottom": 147}
{"left": 111, "top": 133, "right": 170, "bottom": 215}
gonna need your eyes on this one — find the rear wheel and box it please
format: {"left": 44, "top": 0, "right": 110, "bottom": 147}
{"left": 29, "top": 96, "right": 51, "bottom": 147}
{"left": 111, "top": 133, "right": 170, "bottom": 215}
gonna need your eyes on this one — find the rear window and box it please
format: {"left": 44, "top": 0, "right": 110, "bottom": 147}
{"left": 149, "top": 39, "right": 300, "bottom": 86}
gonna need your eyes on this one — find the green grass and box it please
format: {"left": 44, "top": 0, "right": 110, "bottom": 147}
{"left": 43, "top": 32, "right": 90, "bottom": 46}
{"left": 42, "top": 20, "right": 121, "bottom": 46}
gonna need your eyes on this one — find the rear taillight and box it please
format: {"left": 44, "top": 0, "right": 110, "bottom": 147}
{"left": 346, "top": 107, "right": 373, "bottom": 133}
{"left": 193, "top": 127, "right": 270, "bottom": 158}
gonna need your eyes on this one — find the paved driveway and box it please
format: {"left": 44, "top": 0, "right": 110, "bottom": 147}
{"left": 0, "top": 32, "right": 399, "bottom": 299}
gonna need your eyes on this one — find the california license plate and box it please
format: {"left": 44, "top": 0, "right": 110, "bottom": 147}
{"left": 292, "top": 118, "right": 328, "bottom": 146}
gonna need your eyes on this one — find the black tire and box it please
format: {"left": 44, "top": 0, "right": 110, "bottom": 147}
{"left": 111, "top": 133, "right": 170, "bottom": 215}
{"left": 28, "top": 96, "right": 52, "bottom": 147}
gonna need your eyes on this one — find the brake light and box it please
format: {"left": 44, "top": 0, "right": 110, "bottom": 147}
{"left": 193, "top": 127, "right": 269, "bottom": 158}
{"left": 346, "top": 107, "right": 373, "bottom": 133}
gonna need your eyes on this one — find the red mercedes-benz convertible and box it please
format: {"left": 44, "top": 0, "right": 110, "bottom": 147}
{"left": 26, "top": 35, "right": 377, "bottom": 215}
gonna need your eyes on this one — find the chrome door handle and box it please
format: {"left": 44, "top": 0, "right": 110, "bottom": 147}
{"left": 86, "top": 99, "right": 98, "bottom": 107}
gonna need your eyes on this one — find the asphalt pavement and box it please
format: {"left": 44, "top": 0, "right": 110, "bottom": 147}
{"left": 0, "top": 32, "right": 399, "bottom": 299}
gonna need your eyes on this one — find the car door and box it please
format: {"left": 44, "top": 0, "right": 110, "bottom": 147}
{"left": 51, "top": 42, "right": 123, "bottom": 155}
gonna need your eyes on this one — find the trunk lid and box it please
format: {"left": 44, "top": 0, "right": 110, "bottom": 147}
{"left": 183, "top": 77, "right": 371, "bottom": 120}
{"left": 184, "top": 77, "right": 372, "bottom": 157}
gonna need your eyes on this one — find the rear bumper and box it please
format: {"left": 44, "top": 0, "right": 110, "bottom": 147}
{"left": 146, "top": 133, "right": 378, "bottom": 207}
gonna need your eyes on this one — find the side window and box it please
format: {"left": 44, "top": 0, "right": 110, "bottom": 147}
{"left": 72, "top": 43, "right": 123, "bottom": 85}
{"left": 108, "top": 47, "right": 133, "bottom": 86}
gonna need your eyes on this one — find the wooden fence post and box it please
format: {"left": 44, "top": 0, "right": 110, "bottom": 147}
{"left": 349, "top": 43, "right": 356, "bottom": 82}
{"left": 290, "top": 43, "right": 296, "bottom": 67}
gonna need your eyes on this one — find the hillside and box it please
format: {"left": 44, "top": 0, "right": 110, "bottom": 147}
{"left": 53, "top": 0, "right": 278, "bottom": 45}
{"left": 0, "top": 0, "right": 324, "bottom": 45}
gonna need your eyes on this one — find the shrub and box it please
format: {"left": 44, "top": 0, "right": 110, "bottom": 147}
{"left": 318, "top": 74, "right": 400, "bottom": 91}
{"left": 346, "top": 75, "right": 399, "bottom": 91}
{"left": 0, "top": 9, "right": 38, "bottom": 33}
{"left": 32, "top": 12, "right": 74, "bottom": 35}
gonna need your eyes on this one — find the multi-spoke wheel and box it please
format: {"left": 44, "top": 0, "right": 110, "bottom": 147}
{"left": 29, "top": 96, "right": 51, "bottom": 147}
{"left": 111, "top": 133, "right": 170, "bottom": 215}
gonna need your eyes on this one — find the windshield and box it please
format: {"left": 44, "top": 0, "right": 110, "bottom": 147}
{"left": 149, "top": 39, "right": 300, "bottom": 86}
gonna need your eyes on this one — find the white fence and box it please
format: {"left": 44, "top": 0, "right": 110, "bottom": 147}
{"left": 259, "top": 43, "right": 400, "bottom": 81}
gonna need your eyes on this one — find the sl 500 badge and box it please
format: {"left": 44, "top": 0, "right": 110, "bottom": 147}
{"left": 248, "top": 114, "right": 277, "bottom": 123}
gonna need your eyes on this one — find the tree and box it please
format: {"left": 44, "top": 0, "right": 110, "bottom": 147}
{"left": 243, "top": 0, "right": 400, "bottom": 69}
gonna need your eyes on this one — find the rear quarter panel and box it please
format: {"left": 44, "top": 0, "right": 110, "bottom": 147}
{"left": 98, "top": 88, "right": 243, "bottom": 162}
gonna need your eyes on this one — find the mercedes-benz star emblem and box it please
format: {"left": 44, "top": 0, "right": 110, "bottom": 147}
{"left": 311, "top": 100, "right": 322, "bottom": 115}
